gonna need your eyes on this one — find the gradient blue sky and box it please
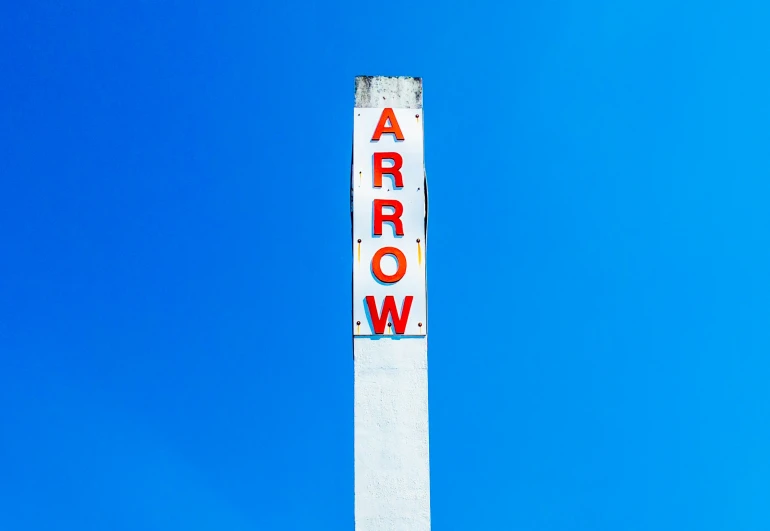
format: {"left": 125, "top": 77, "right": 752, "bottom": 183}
{"left": 2, "top": 1, "right": 770, "bottom": 530}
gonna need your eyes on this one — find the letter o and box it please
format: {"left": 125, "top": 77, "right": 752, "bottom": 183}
{"left": 371, "top": 246, "right": 407, "bottom": 284}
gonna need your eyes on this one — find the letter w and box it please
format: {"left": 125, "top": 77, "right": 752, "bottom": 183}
{"left": 365, "top": 295, "right": 413, "bottom": 335}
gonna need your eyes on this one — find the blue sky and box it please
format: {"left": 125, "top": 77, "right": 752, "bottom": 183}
{"left": 2, "top": 1, "right": 770, "bottom": 529}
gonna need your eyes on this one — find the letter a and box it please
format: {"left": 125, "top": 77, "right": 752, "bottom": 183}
{"left": 371, "top": 108, "right": 404, "bottom": 141}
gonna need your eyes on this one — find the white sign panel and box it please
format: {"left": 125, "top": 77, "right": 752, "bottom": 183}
{"left": 352, "top": 107, "right": 427, "bottom": 336}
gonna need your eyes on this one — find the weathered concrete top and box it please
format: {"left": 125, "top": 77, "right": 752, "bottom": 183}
{"left": 354, "top": 76, "right": 422, "bottom": 109}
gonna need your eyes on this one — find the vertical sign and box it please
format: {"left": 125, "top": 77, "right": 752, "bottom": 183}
{"left": 352, "top": 108, "right": 427, "bottom": 336}
{"left": 353, "top": 76, "right": 431, "bottom": 531}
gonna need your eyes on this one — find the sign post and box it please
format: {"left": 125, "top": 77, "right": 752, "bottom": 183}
{"left": 353, "top": 76, "right": 431, "bottom": 531}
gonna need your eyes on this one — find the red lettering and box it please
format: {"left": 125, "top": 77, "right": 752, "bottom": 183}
{"left": 371, "top": 108, "right": 404, "bottom": 141}
{"left": 373, "top": 199, "right": 404, "bottom": 236}
{"left": 373, "top": 152, "right": 403, "bottom": 188}
{"left": 365, "top": 295, "right": 414, "bottom": 334}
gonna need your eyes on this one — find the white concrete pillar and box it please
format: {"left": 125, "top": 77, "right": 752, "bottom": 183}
{"left": 353, "top": 76, "right": 431, "bottom": 531}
